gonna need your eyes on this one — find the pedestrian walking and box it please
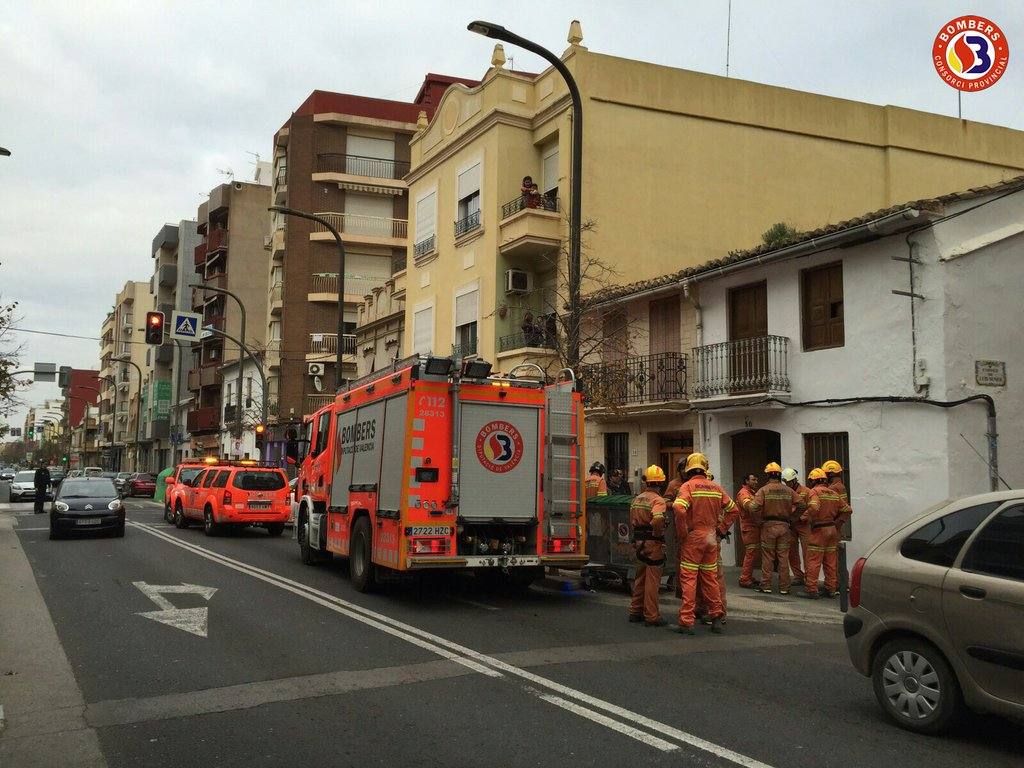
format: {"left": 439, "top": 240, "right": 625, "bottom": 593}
{"left": 628, "top": 465, "right": 668, "bottom": 626}
{"left": 33, "top": 462, "right": 51, "bottom": 514}
{"left": 744, "top": 462, "right": 805, "bottom": 594}
{"left": 672, "top": 453, "right": 733, "bottom": 635}
{"left": 781, "top": 468, "right": 812, "bottom": 586}
{"left": 734, "top": 473, "right": 761, "bottom": 588}
{"left": 801, "top": 468, "right": 851, "bottom": 598}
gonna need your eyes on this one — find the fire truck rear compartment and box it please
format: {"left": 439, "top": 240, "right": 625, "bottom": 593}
{"left": 456, "top": 521, "right": 538, "bottom": 557}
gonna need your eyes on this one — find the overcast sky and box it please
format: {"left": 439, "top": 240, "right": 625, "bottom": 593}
{"left": 1, "top": 0, "right": 1021, "bottom": 434}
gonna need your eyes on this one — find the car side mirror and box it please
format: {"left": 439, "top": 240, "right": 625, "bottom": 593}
{"left": 164, "top": 476, "right": 174, "bottom": 485}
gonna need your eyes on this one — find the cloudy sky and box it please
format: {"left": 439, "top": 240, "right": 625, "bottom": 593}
{"left": 1, "top": 0, "right": 1020, "bottom": 432}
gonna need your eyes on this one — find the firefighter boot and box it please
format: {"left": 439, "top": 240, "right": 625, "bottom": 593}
{"left": 711, "top": 617, "right": 724, "bottom": 634}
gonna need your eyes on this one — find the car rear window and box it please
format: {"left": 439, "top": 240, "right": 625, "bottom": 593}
{"left": 232, "top": 471, "right": 286, "bottom": 491}
{"left": 900, "top": 502, "right": 1000, "bottom": 567}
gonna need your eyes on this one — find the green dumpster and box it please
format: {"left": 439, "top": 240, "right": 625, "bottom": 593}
{"left": 581, "top": 493, "right": 679, "bottom": 591}
{"left": 153, "top": 467, "right": 174, "bottom": 506}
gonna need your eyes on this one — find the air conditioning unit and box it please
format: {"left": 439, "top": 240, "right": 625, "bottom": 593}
{"left": 505, "top": 269, "right": 533, "bottom": 294}
{"left": 308, "top": 362, "right": 325, "bottom": 377}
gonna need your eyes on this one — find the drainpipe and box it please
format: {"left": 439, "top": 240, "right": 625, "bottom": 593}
{"left": 683, "top": 279, "right": 704, "bottom": 448}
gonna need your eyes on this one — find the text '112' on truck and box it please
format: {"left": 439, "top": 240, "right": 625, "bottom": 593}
{"left": 294, "top": 355, "right": 588, "bottom": 592}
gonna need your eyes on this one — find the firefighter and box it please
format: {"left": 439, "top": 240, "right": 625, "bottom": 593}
{"left": 672, "top": 453, "right": 734, "bottom": 635}
{"left": 628, "top": 465, "right": 668, "bottom": 626}
{"left": 744, "top": 462, "right": 805, "bottom": 594}
{"left": 586, "top": 462, "right": 608, "bottom": 500}
{"left": 822, "top": 459, "right": 849, "bottom": 505}
{"left": 801, "top": 468, "right": 851, "bottom": 598}
{"left": 735, "top": 473, "right": 761, "bottom": 588}
{"left": 781, "top": 468, "right": 812, "bottom": 586}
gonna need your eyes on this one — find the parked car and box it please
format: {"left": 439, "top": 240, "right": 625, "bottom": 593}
{"left": 49, "top": 476, "right": 125, "bottom": 539}
{"left": 48, "top": 467, "right": 67, "bottom": 487}
{"left": 162, "top": 463, "right": 208, "bottom": 523}
{"left": 0, "top": 467, "right": 15, "bottom": 482}
{"left": 9, "top": 471, "right": 53, "bottom": 502}
{"left": 83, "top": 466, "right": 104, "bottom": 477}
{"left": 67, "top": 470, "right": 83, "bottom": 478}
{"left": 114, "top": 472, "right": 132, "bottom": 493}
{"left": 125, "top": 472, "right": 156, "bottom": 497}
{"left": 171, "top": 461, "right": 290, "bottom": 537}
{"left": 845, "top": 491, "right": 1024, "bottom": 734}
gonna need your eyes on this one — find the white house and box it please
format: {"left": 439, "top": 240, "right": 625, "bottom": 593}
{"left": 219, "top": 357, "right": 267, "bottom": 459}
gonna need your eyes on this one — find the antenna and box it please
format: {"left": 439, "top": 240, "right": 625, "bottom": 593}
{"left": 245, "top": 151, "right": 261, "bottom": 166}
{"left": 216, "top": 168, "right": 234, "bottom": 179}
{"left": 725, "top": 0, "right": 732, "bottom": 77}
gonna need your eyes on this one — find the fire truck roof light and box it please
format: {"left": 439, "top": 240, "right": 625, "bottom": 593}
{"left": 203, "top": 456, "right": 218, "bottom": 464}
{"left": 461, "top": 359, "right": 493, "bottom": 379}
{"left": 424, "top": 356, "right": 454, "bottom": 376}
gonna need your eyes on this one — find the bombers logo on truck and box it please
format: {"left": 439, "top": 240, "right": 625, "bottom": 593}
{"left": 475, "top": 420, "right": 524, "bottom": 474}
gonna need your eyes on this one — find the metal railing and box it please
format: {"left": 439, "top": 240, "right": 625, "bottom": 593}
{"left": 499, "top": 329, "right": 557, "bottom": 352}
{"left": 275, "top": 164, "right": 287, "bottom": 185}
{"left": 578, "top": 352, "right": 689, "bottom": 406}
{"left": 392, "top": 251, "right": 407, "bottom": 274}
{"left": 305, "top": 394, "right": 335, "bottom": 413}
{"left": 413, "top": 235, "right": 435, "bottom": 259}
{"left": 691, "top": 336, "right": 790, "bottom": 398}
{"left": 314, "top": 153, "right": 410, "bottom": 180}
{"left": 311, "top": 212, "right": 408, "bottom": 240}
{"left": 207, "top": 227, "right": 229, "bottom": 252}
{"left": 308, "top": 333, "right": 357, "bottom": 355}
{"left": 309, "top": 273, "right": 382, "bottom": 297}
{"left": 451, "top": 339, "right": 478, "bottom": 359}
{"left": 454, "top": 210, "right": 481, "bottom": 238}
{"left": 501, "top": 194, "right": 559, "bottom": 219}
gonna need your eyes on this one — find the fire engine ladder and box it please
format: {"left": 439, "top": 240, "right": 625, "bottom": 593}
{"left": 544, "top": 382, "right": 580, "bottom": 538}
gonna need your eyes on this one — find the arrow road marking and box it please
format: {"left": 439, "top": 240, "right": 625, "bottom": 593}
{"left": 133, "top": 581, "right": 218, "bottom": 638}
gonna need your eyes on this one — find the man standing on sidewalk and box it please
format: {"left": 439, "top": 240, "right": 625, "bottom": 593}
{"left": 782, "top": 468, "right": 812, "bottom": 586}
{"left": 735, "top": 473, "right": 761, "bottom": 588}
{"left": 33, "top": 462, "right": 51, "bottom": 514}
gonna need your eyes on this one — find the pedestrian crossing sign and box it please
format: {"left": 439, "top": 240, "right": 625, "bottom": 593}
{"left": 170, "top": 311, "right": 203, "bottom": 341}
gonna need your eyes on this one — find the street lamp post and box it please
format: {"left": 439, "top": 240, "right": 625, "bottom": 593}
{"left": 269, "top": 205, "right": 347, "bottom": 390}
{"left": 198, "top": 284, "right": 246, "bottom": 438}
{"left": 467, "top": 20, "right": 584, "bottom": 368}
{"left": 113, "top": 356, "right": 144, "bottom": 472}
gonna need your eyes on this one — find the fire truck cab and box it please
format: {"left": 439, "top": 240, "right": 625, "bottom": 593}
{"left": 294, "top": 355, "right": 587, "bottom": 591}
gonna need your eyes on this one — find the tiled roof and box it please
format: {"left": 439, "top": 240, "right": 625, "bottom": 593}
{"left": 586, "top": 174, "right": 1024, "bottom": 306}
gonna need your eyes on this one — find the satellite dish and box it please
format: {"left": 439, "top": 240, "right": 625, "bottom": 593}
{"left": 313, "top": 375, "right": 323, "bottom": 393}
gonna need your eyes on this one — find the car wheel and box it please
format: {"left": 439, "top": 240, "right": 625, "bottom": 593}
{"left": 203, "top": 507, "right": 220, "bottom": 537}
{"left": 164, "top": 504, "right": 174, "bottom": 524}
{"left": 266, "top": 523, "right": 284, "bottom": 537}
{"left": 872, "top": 637, "right": 963, "bottom": 735}
{"left": 174, "top": 503, "right": 189, "bottom": 529}
{"left": 350, "top": 516, "right": 376, "bottom": 593}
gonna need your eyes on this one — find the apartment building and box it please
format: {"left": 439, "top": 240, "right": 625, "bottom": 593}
{"left": 354, "top": 274, "right": 406, "bottom": 378}
{"left": 64, "top": 368, "right": 102, "bottom": 469}
{"left": 403, "top": 22, "right": 1024, "bottom": 378}
{"left": 188, "top": 178, "right": 271, "bottom": 457}
{"left": 98, "top": 309, "right": 115, "bottom": 467}
{"left": 149, "top": 220, "right": 201, "bottom": 467}
{"left": 264, "top": 76, "right": 474, "bottom": 457}
{"left": 112, "top": 280, "right": 154, "bottom": 471}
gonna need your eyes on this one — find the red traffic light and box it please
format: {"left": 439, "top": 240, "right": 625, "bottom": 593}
{"left": 149, "top": 313, "right": 163, "bottom": 326}
{"left": 254, "top": 424, "right": 266, "bottom": 434}
{"left": 144, "top": 311, "right": 165, "bottom": 345}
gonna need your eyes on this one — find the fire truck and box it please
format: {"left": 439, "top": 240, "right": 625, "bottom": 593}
{"left": 294, "top": 355, "right": 587, "bottom": 591}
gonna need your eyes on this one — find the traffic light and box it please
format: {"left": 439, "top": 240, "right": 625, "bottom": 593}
{"left": 145, "top": 311, "right": 165, "bottom": 345}
{"left": 58, "top": 365, "right": 71, "bottom": 388}
{"left": 254, "top": 423, "right": 266, "bottom": 450}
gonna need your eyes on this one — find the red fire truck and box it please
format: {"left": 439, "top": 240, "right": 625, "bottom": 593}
{"left": 294, "top": 355, "right": 587, "bottom": 591}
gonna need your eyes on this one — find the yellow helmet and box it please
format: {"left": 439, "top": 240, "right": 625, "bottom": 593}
{"left": 643, "top": 464, "right": 666, "bottom": 483}
{"left": 822, "top": 460, "right": 843, "bottom": 474}
{"left": 764, "top": 462, "right": 782, "bottom": 474}
{"left": 808, "top": 468, "right": 828, "bottom": 482}
{"left": 706, "top": 471, "right": 715, "bottom": 481}
{"left": 684, "top": 452, "right": 708, "bottom": 474}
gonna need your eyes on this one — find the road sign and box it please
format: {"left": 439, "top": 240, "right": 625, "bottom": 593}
{"left": 169, "top": 311, "right": 203, "bottom": 342}
{"left": 133, "top": 581, "right": 217, "bottom": 637}
{"left": 33, "top": 362, "right": 56, "bottom": 383}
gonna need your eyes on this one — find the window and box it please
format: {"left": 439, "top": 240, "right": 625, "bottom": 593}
{"left": 191, "top": 470, "right": 207, "bottom": 487}
{"left": 413, "top": 304, "right": 434, "bottom": 355}
{"left": 179, "top": 467, "right": 202, "bottom": 485}
{"left": 345, "top": 134, "right": 395, "bottom": 178}
{"left": 542, "top": 144, "right": 559, "bottom": 199}
{"left": 456, "top": 162, "right": 481, "bottom": 235}
{"left": 212, "top": 470, "right": 231, "bottom": 488}
{"left": 313, "top": 410, "right": 331, "bottom": 458}
{"left": 803, "top": 432, "right": 850, "bottom": 493}
{"left": 269, "top": 321, "right": 281, "bottom": 342}
{"left": 604, "top": 433, "right": 629, "bottom": 480}
{"left": 900, "top": 502, "right": 1000, "bottom": 567}
{"left": 454, "top": 287, "right": 478, "bottom": 356}
{"left": 414, "top": 189, "right": 437, "bottom": 250}
{"left": 202, "top": 470, "right": 217, "bottom": 488}
{"left": 962, "top": 504, "right": 1024, "bottom": 581}
{"left": 233, "top": 471, "right": 287, "bottom": 491}
{"left": 801, "top": 262, "right": 844, "bottom": 350}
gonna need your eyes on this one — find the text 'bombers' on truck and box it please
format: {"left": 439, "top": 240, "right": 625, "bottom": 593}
{"left": 294, "top": 355, "right": 587, "bottom": 592}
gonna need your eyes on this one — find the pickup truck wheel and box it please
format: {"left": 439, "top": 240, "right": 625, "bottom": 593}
{"left": 298, "top": 516, "right": 319, "bottom": 566}
{"left": 203, "top": 507, "right": 220, "bottom": 537}
{"left": 350, "top": 517, "right": 376, "bottom": 593}
{"left": 163, "top": 503, "right": 174, "bottom": 524}
{"left": 174, "top": 503, "right": 189, "bottom": 529}
{"left": 266, "top": 523, "right": 284, "bottom": 537}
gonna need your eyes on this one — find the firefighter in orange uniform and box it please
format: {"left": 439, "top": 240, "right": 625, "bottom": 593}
{"left": 734, "top": 473, "right": 761, "bottom": 588}
{"left": 801, "top": 468, "right": 851, "bottom": 598}
{"left": 628, "top": 465, "right": 668, "bottom": 626}
{"left": 586, "top": 462, "right": 608, "bottom": 500}
{"left": 781, "top": 467, "right": 811, "bottom": 586}
{"left": 672, "top": 453, "right": 734, "bottom": 635}
{"left": 822, "top": 460, "right": 849, "bottom": 506}
{"left": 695, "top": 469, "right": 730, "bottom": 623}
{"left": 744, "top": 462, "right": 805, "bottom": 594}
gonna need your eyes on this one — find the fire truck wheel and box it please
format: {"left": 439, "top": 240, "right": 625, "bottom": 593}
{"left": 298, "top": 515, "right": 319, "bottom": 565}
{"left": 266, "top": 524, "right": 284, "bottom": 537}
{"left": 350, "top": 516, "right": 376, "bottom": 593}
{"left": 203, "top": 507, "right": 221, "bottom": 537}
{"left": 174, "top": 503, "right": 189, "bottom": 529}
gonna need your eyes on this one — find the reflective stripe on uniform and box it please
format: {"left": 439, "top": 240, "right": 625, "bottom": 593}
{"left": 692, "top": 491, "right": 722, "bottom": 498}
{"left": 680, "top": 560, "right": 700, "bottom": 570}
{"left": 674, "top": 499, "right": 691, "bottom": 509}
{"left": 699, "top": 563, "right": 719, "bottom": 571}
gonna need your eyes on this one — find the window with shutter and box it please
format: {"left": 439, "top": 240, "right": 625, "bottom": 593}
{"left": 413, "top": 306, "right": 433, "bottom": 354}
{"left": 542, "top": 145, "right": 559, "bottom": 197}
{"left": 415, "top": 190, "right": 437, "bottom": 246}
{"left": 456, "top": 163, "right": 481, "bottom": 232}
{"left": 801, "top": 262, "right": 844, "bottom": 351}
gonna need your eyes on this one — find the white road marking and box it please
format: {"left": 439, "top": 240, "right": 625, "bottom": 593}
{"left": 133, "top": 581, "right": 218, "bottom": 638}
{"left": 535, "top": 691, "right": 678, "bottom": 752}
{"left": 128, "top": 521, "right": 776, "bottom": 766}
{"left": 13, "top": 527, "right": 49, "bottom": 531}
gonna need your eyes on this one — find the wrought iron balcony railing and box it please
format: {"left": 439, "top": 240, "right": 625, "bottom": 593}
{"left": 311, "top": 212, "right": 408, "bottom": 240}
{"left": 501, "top": 194, "right": 559, "bottom": 219}
{"left": 578, "top": 352, "right": 688, "bottom": 407}
{"left": 413, "top": 234, "right": 435, "bottom": 259}
{"left": 691, "top": 335, "right": 790, "bottom": 398}
{"left": 454, "top": 210, "right": 481, "bottom": 238}
{"left": 314, "top": 153, "right": 410, "bottom": 180}
{"left": 451, "top": 339, "right": 478, "bottom": 360}
{"left": 499, "top": 329, "right": 557, "bottom": 352}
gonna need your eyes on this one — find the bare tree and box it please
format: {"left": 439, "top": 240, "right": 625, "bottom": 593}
{"left": 0, "top": 294, "right": 28, "bottom": 437}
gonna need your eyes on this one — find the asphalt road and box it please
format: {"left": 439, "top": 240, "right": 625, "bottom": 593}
{"left": 2, "top": 499, "right": 1022, "bottom": 768}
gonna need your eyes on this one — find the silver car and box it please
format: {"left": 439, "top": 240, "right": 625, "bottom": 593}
{"left": 845, "top": 491, "right": 1024, "bottom": 734}
{"left": 9, "top": 471, "right": 52, "bottom": 502}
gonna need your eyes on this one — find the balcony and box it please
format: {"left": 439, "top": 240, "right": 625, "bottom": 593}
{"left": 691, "top": 336, "right": 791, "bottom": 404}
{"left": 158, "top": 263, "right": 177, "bottom": 287}
{"left": 305, "top": 394, "right": 335, "bottom": 414}
{"left": 579, "top": 353, "right": 689, "bottom": 409}
{"left": 194, "top": 242, "right": 207, "bottom": 271}
{"left": 392, "top": 251, "right": 407, "bottom": 275}
{"left": 498, "top": 195, "right": 561, "bottom": 260}
{"left": 498, "top": 329, "right": 557, "bottom": 354}
{"left": 308, "top": 273, "right": 383, "bottom": 302}
{"left": 203, "top": 270, "right": 228, "bottom": 291}
{"left": 269, "top": 282, "right": 283, "bottom": 315}
{"left": 274, "top": 164, "right": 287, "bottom": 204}
{"left": 188, "top": 365, "right": 222, "bottom": 391}
{"left": 454, "top": 210, "right": 481, "bottom": 239}
{"left": 308, "top": 333, "right": 356, "bottom": 357}
{"left": 207, "top": 227, "right": 229, "bottom": 253}
{"left": 152, "top": 224, "right": 178, "bottom": 254}
{"left": 187, "top": 406, "right": 221, "bottom": 434}
{"left": 313, "top": 153, "right": 410, "bottom": 188}
{"left": 271, "top": 226, "right": 285, "bottom": 259}
{"left": 413, "top": 235, "right": 435, "bottom": 260}
{"left": 451, "top": 339, "right": 478, "bottom": 360}
{"left": 309, "top": 212, "right": 407, "bottom": 248}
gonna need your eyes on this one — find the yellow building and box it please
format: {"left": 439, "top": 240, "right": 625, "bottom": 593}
{"left": 403, "top": 21, "right": 1024, "bottom": 377}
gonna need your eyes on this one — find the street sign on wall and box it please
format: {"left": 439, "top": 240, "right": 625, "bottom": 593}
{"left": 975, "top": 360, "right": 1006, "bottom": 387}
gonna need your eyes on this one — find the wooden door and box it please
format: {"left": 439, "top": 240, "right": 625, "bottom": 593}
{"left": 727, "top": 283, "right": 767, "bottom": 393}
{"left": 649, "top": 297, "right": 681, "bottom": 401}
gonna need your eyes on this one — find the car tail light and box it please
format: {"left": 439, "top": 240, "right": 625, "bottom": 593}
{"left": 849, "top": 557, "right": 867, "bottom": 608}
{"left": 223, "top": 490, "right": 232, "bottom": 505}
{"left": 547, "top": 537, "right": 577, "bottom": 553}
{"left": 411, "top": 537, "right": 449, "bottom": 555}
